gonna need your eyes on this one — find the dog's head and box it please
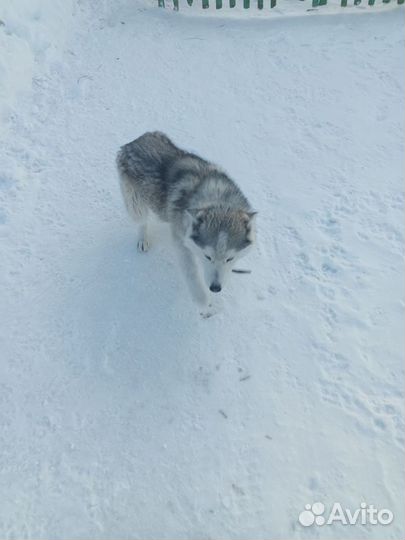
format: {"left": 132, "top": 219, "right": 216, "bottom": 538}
{"left": 184, "top": 207, "right": 256, "bottom": 292}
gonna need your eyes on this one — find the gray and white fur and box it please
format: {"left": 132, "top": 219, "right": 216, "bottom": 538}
{"left": 117, "top": 131, "right": 256, "bottom": 315}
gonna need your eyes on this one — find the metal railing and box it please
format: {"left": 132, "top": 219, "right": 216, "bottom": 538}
{"left": 158, "top": 0, "right": 403, "bottom": 9}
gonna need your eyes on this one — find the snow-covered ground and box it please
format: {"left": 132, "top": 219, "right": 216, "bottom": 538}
{"left": 0, "top": 1, "right": 404, "bottom": 538}
{"left": 0, "top": 0, "right": 74, "bottom": 121}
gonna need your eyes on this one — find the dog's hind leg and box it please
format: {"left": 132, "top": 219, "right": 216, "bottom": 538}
{"left": 119, "top": 171, "right": 150, "bottom": 252}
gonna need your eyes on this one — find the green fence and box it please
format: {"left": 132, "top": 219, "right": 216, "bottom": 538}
{"left": 159, "top": 0, "right": 403, "bottom": 9}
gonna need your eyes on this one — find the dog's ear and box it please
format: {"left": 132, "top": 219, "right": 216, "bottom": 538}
{"left": 186, "top": 209, "right": 205, "bottom": 225}
{"left": 185, "top": 210, "right": 206, "bottom": 246}
{"left": 239, "top": 210, "right": 257, "bottom": 223}
{"left": 185, "top": 209, "right": 201, "bottom": 232}
{"left": 245, "top": 211, "right": 257, "bottom": 243}
{"left": 246, "top": 211, "right": 258, "bottom": 221}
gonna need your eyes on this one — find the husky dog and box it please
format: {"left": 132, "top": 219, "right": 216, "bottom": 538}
{"left": 117, "top": 132, "right": 256, "bottom": 315}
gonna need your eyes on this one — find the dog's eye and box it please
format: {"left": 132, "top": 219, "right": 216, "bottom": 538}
{"left": 204, "top": 255, "right": 212, "bottom": 261}
{"left": 226, "top": 257, "right": 234, "bottom": 263}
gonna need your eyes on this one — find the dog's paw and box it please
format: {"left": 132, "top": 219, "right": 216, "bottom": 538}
{"left": 137, "top": 238, "right": 150, "bottom": 252}
{"left": 200, "top": 305, "right": 215, "bottom": 319}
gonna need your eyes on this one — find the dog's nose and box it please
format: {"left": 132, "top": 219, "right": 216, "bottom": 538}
{"left": 209, "top": 283, "right": 222, "bottom": 293}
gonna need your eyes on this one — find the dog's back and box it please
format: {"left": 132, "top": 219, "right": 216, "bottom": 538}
{"left": 117, "top": 132, "right": 181, "bottom": 177}
{"left": 117, "top": 131, "right": 250, "bottom": 225}
{"left": 117, "top": 131, "right": 184, "bottom": 219}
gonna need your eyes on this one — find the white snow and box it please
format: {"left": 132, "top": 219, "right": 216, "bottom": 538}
{"left": 0, "top": 1, "right": 404, "bottom": 538}
{"left": 0, "top": 0, "right": 74, "bottom": 122}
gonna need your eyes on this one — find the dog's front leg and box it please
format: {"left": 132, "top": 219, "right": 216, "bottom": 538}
{"left": 176, "top": 244, "right": 212, "bottom": 316}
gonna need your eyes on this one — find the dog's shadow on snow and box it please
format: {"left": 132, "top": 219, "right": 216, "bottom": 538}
{"left": 61, "top": 226, "right": 204, "bottom": 392}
